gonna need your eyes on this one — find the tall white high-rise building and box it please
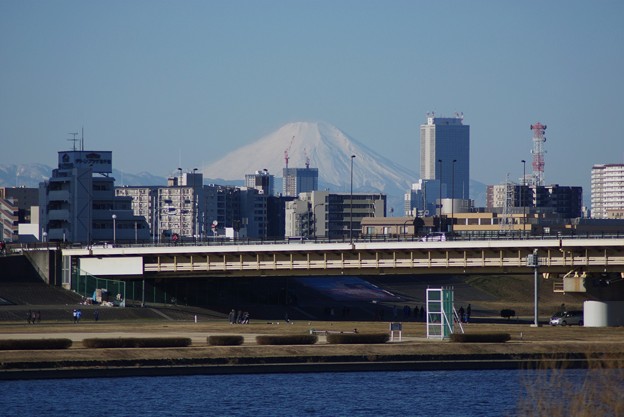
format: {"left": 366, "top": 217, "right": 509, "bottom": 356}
{"left": 420, "top": 114, "right": 470, "bottom": 200}
{"left": 591, "top": 164, "right": 624, "bottom": 219}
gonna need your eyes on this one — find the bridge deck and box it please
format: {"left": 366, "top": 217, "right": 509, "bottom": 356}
{"left": 60, "top": 238, "right": 624, "bottom": 278}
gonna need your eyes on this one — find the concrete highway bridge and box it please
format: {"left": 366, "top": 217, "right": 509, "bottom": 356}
{"left": 59, "top": 237, "right": 624, "bottom": 293}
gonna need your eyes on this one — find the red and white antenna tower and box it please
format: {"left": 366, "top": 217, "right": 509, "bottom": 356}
{"left": 530, "top": 122, "right": 547, "bottom": 186}
{"left": 284, "top": 136, "right": 295, "bottom": 169}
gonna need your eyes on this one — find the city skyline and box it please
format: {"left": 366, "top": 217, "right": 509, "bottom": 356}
{"left": 1, "top": 1, "right": 623, "bottom": 195}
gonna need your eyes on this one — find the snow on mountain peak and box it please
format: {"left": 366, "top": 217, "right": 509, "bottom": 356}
{"left": 203, "top": 121, "right": 418, "bottom": 198}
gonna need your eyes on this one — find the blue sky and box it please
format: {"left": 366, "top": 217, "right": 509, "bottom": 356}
{"left": 1, "top": 0, "right": 623, "bottom": 194}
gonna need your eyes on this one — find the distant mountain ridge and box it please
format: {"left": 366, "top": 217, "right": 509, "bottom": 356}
{"left": 0, "top": 163, "right": 52, "bottom": 188}
{"left": 2, "top": 122, "right": 487, "bottom": 209}
{"left": 0, "top": 164, "right": 170, "bottom": 189}
{"left": 203, "top": 121, "right": 418, "bottom": 195}
{"left": 203, "top": 121, "right": 486, "bottom": 209}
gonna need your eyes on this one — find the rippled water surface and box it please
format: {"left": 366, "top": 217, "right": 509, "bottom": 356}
{"left": 0, "top": 369, "right": 591, "bottom": 417}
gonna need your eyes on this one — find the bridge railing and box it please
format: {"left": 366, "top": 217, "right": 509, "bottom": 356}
{"left": 12, "top": 231, "right": 624, "bottom": 254}
{"left": 54, "top": 231, "right": 624, "bottom": 250}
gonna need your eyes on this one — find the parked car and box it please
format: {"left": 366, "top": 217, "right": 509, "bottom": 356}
{"left": 549, "top": 310, "right": 584, "bottom": 326}
{"left": 549, "top": 311, "right": 564, "bottom": 325}
{"left": 421, "top": 232, "right": 446, "bottom": 242}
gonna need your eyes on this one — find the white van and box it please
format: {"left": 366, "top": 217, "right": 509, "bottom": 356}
{"left": 421, "top": 232, "right": 446, "bottom": 242}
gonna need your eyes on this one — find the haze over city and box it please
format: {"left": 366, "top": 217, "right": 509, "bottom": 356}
{"left": 1, "top": 1, "right": 623, "bottom": 195}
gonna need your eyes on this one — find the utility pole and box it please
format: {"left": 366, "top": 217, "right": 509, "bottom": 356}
{"left": 528, "top": 249, "right": 540, "bottom": 327}
{"left": 350, "top": 155, "right": 356, "bottom": 244}
{"left": 438, "top": 159, "right": 443, "bottom": 233}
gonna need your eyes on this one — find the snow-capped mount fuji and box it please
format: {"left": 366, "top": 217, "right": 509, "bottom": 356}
{"left": 203, "top": 121, "right": 418, "bottom": 210}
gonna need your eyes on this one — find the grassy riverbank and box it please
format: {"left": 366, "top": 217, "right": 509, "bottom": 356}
{"left": 1, "top": 319, "right": 623, "bottom": 379}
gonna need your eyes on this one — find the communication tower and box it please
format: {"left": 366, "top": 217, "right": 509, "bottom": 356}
{"left": 500, "top": 173, "right": 514, "bottom": 233}
{"left": 530, "top": 122, "right": 547, "bottom": 186}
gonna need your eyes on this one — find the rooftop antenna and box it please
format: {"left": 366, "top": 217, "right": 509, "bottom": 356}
{"left": 81, "top": 126, "right": 84, "bottom": 151}
{"left": 68, "top": 132, "right": 79, "bottom": 151}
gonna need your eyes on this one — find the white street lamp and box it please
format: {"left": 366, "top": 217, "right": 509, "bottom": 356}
{"left": 350, "top": 155, "right": 356, "bottom": 244}
{"left": 522, "top": 159, "right": 527, "bottom": 237}
{"left": 438, "top": 159, "right": 443, "bottom": 233}
{"left": 451, "top": 159, "right": 457, "bottom": 235}
{"left": 112, "top": 214, "right": 117, "bottom": 245}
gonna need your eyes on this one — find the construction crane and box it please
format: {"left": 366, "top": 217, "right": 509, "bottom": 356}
{"left": 304, "top": 147, "right": 310, "bottom": 169}
{"left": 284, "top": 136, "right": 295, "bottom": 169}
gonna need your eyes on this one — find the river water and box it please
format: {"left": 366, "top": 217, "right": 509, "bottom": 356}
{"left": 0, "top": 369, "right": 598, "bottom": 417}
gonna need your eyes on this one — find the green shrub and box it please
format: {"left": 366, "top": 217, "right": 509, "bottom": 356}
{"left": 208, "top": 335, "right": 244, "bottom": 346}
{"left": 82, "top": 337, "right": 192, "bottom": 348}
{"left": 450, "top": 333, "right": 511, "bottom": 343}
{"left": 326, "top": 333, "right": 390, "bottom": 344}
{"left": 0, "top": 338, "right": 73, "bottom": 350}
{"left": 255, "top": 335, "right": 318, "bottom": 345}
